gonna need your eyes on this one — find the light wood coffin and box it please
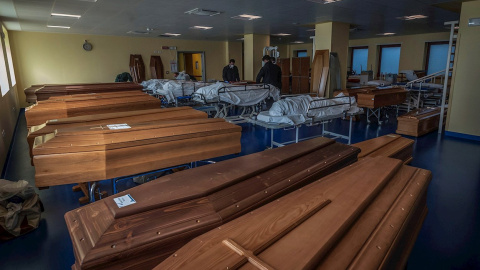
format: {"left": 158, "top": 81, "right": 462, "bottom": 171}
{"left": 25, "top": 91, "right": 161, "bottom": 127}
{"left": 150, "top": 56, "right": 164, "bottom": 79}
{"left": 311, "top": 50, "right": 329, "bottom": 96}
{"left": 396, "top": 107, "right": 446, "bottom": 137}
{"left": 25, "top": 82, "right": 143, "bottom": 103}
{"left": 33, "top": 118, "right": 242, "bottom": 187}
{"left": 130, "top": 54, "right": 146, "bottom": 83}
{"left": 354, "top": 134, "right": 414, "bottom": 164}
{"left": 357, "top": 87, "right": 407, "bottom": 109}
{"left": 157, "top": 156, "right": 432, "bottom": 270}
{"left": 64, "top": 137, "right": 360, "bottom": 270}
{"left": 27, "top": 107, "right": 206, "bottom": 159}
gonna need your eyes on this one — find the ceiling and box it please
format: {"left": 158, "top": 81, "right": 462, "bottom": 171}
{"left": 0, "top": 0, "right": 464, "bottom": 43}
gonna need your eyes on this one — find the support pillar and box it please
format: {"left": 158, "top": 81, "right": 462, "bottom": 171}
{"left": 243, "top": 34, "right": 270, "bottom": 81}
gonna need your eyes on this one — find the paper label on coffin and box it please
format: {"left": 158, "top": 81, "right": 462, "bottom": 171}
{"left": 113, "top": 194, "right": 136, "bottom": 208}
{"left": 106, "top": 124, "right": 131, "bottom": 130}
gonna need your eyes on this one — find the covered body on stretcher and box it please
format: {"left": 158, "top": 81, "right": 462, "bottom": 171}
{"left": 141, "top": 79, "right": 211, "bottom": 103}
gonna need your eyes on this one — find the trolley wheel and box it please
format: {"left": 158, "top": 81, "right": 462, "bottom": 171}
{"left": 378, "top": 121, "right": 383, "bottom": 125}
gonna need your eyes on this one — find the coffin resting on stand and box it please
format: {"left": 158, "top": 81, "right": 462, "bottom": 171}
{"left": 25, "top": 91, "right": 161, "bottom": 127}
{"left": 33, "top": 118, "right": 242, "bottom": 187}
{"left": 157, "top": 156, "right": 431, "bottom": 270}
{"left": 25, "top": 82, "right": 143, "bottom": 103}
{"left": 396, "top": 107, "right": 446, "bottom": 137}
{"left": 354, "top": 134, "right": 414, "bottom": 164}
{"left": 357, "top": 87, "right": 407, "bottom": 108}
{"left": 64, "top": 137, "right": 360, "bottom": 270}
{"left": 27, "top": 107, "right": 206, "bottom": 159}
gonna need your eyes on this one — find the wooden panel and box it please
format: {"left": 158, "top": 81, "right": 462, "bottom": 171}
{"left": 396, "top": 107, "right": 446, "bottom": 137}
{"left": 150, "top": 55, "right": 164, "bottom": 79}
{"left": 311, "top": 50, "right": 329, "bottom": 95}
{"left": 357, "top": 87, "right": 407, "bottom": 108}
{"left": 130, "top": 54, "right": 146, "bottom": 83}
{"left": 291, "top": 57, "right": 310, "bottom": 94}
{"left": 353, "top": 134, "right": 414, "bottom": 164}
{"left": 276, "top": 58, "right": 290, "bottom": 94}
{"left": 64, "top": 137, "right": 360, "bottom": 270}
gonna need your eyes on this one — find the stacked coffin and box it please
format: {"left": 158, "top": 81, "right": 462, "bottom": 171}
{"left": 25, "top": 91, "right": 161, "bottom": 127}
{"left": 354, "top": 134, "right": 414, "bottom": 164}
{"left": 27, "top": 107, "right": 206, "bottom": 159}
{"left": 24, "top": 82, "right": 143, "bottom": 103}
{"left": 64, "top": 137, "right": 361, "bottom": 270}
{"left": 357, "top": 87, "right": 408, "bottom": 108}
{"left": 396, "top": 107, "right": 446, "bottom": 137}
{"left": 157, "top": 156, "right": 431, "bottom": 270}
{"left": 33, "top": 118, "right": 242, "bottom": 188}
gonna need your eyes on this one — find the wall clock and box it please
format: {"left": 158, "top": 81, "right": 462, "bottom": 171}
{"left": 83, "top": 40, "right": 93, "bottom": 51}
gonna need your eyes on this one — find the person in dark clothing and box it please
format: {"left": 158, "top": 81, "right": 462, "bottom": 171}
{"left": 256, "top": 55, "right": 282, "bottom": 89}
{"left": 222, "top": 59, "right": 240, "bottom": 82}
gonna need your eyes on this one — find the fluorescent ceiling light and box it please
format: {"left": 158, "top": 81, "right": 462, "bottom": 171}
{"left": 78, "top": 0, "right": 97, "bottom": 2}
{"left": 190, "top": 26, "right": 212, "bottom": 30}
{"left": 51, "top": 13, "right": 81, "bottom": 18}
{"left": 127, "top": 30, "right": 150, "bottom": 35}
{"left": 307, "top": 0, "right": 342, "bottom": 4}
{"left": 163, "top": 33, "right": 181, "bottom": 36}
{"left": 292, "top": 41, "right": 305, "bottom": 44}
{"left": 272, "top": 33, "right": 291, "bottom": 36}
{"left": 237, "top": 38, "right": 244, "bottom": 41}
{"left": 306, "top": 29, "right": 316, "bottom": 32}
{"left": 231, "top": 14, "right": 262, "bottom": 20}
{"left": 47, "top": 25, "right": 70, "bottom": 29}
{"left": 185, "top": 8, "right": 221, "bottom": 16}
{"left": 397, "top": 15, "right": 428, "bottom": 20}
{"left": 377, "top": 32, "right": 396, "bottom": 36}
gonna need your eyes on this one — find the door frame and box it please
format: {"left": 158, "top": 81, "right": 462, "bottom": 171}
{"left": 177, "top": 51, "right": 206, "bottom": 81}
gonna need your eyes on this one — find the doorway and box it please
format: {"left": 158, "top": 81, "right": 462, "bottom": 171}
{"left": 177, "top": 51, "right": 205, "bottom": 81}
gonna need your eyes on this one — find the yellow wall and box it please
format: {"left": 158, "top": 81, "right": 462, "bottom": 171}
{"left": 446, "top": 1, "right": 480, "bottom": 137}
{"left": 0, "top": 24, "right": 20, "bottom": 176}
{"left": 349, "top": 32, "right": 450, "bottom": 75}
{"left": 9, "top": 31, "right": 229, "bottom": 107}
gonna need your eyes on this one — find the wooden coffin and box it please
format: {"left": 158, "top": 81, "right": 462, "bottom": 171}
{"left": 27, "top": 107, "right": 206, "bottom": 159}
{"left": 396, "top": 107, "right": 446, "bottom": 137}
{"left": 157, "top": 156, "right": 431, "bottom": 270}
{"left": 64, "top": 137, "right": 360, "bottom": 270}
{"left": 30, "top": 82, "right": 143, "bottom": 103}
{"left": 130, "top": 54, "right": 146, "bottom": 83}
{"left": 311, "top": 50, "right": 329, "bottom": 96}
{"left": 357, "top": 87, "right": 407, "bottom": 109}
{"left": 25, "top": 91, "right": 161, "bottom": 127}
{"left": 291, "top": 57, "right": 310, "bottom": 94}
{"left": 150, "top": 56, "right": 164, "bottom": 79}
{"left": 276, "top": 58, "right": 290, "bottom": 94}
{"left": 354, "top": 134, "right": 414, "bottom": 164}
{"left": 33, "top": 118, "right": 242, "bottom": 187}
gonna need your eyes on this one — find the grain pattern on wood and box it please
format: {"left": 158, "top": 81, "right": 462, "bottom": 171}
{"left": 353, "top": 134, "right": 414, "bottom": 164}
{"left": 64, "top": 137, "right": 360, "bottom": 270}
{"left": 396, "top": 107, "right": 446, "bottom": 137}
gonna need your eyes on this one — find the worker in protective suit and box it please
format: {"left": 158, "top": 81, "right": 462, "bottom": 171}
{"left": 222, "top": 59, "right": 240, "bottom": 82}
{"left": 256, "top": 55, "right": 282, "bottom": 89}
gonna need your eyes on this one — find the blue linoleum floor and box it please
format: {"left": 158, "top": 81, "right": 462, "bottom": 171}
{"left": 1, "top": 110, "right": 479, "bottom": 270}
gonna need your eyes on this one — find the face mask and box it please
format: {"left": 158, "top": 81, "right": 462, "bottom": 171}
{"left": 229, "top": 65, "right": 234, "bottom": 68}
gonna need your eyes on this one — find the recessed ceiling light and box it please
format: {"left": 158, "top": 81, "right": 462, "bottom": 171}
{"left": 307, "top": 0, "right": 342, "bottom": 4}
{"left": 127, "top": 30, "right": 150, "bottom": 35}
{"left": 47, "top": 25, "right": 71, "bottom": 29}
{"left": 51, "top": 13, "right": 81, "bottom": 18}
{"left": 397, "top": 15, "right": 428, "bottom": 20}
{"left": 377, "top": 32, "right": 396, "bottom": 36}
{"left": 237, "top": 38, "right": 245, "bottom": 41}
{"left": 190, "top": 26, "right": 213, "bottom": 30}
{"left": 272, "top": 33, "right": 291, "bottom": 36}
{"left": 292, "top": 41, "right": 305, "bottom": 44}
{"left": 306, "top": 29, "right": 316, "bottom": 32}
{"left": 231, "top": 14, "right": 262, "bottom": 20}
{"left": 163, "top": 33, "right": 181, "bottom": 36}
{"left": 77, "top": 0, "right": 97, "bottom": 2}
{"left": 185, "top": 8, "right": 221, "bottom": 16}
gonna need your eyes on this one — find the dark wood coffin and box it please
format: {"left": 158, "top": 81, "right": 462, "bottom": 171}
{"left": 156, "top": 156, "right": 431, "bottom": 270}
{"left": 150, "top": 56, "right": 164, "bottom": 79}
{"left": 64, "top": 137, "right": 360, "bottom": 270}
{"left": 25, "top": 91, "right": 161, "bottom": 128}
{"left": 354, "top": 134, "right": 414, "bottom": 164}
{"left": 27, "top": 107, "right": 206, "bottom": 160}
{"left": 396, "top": 107, "right": 446, "bottom": 137}
{"left": 28, "top": 82, "right": 143, "bottom": 103}
{"left": 357, "top": 87, "right": 407, "bottom": 108}
{"left": 33, "top": 118, "right": 242, "bottom": 187}
{"left": 130, "top": 54, "right": 146, "bottom": 83}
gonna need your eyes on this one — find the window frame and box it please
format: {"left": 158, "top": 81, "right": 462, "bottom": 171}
{"left": 377, "top": 44, "right": 401, "bottom": 77}
{"left": 425, "top": 41, "right": 449, "bottom": 75}
{"left": 350, "top": 46, "right": 368, "bottom": 74}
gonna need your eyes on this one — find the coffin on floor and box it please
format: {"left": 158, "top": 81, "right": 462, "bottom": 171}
{"left": 25, "top": 91, "right": 161, "bottom": 127}
{"left": 396, "top": 107, "right": 446, "bottom": 137}
{"left": 27, "top": 107, "right": 207, "bottom": 159}
{"left": 357, "top": 87, "right": 408, "bottom": 108}
{"left": 353, "top": 134, "right": 414, "bottom": 164}
{"left": 33, "top": 118, "right": 241, "bottom": 187}
{"left": 157, "top": 156, "right": 431, "bottom": 270}
{"left": 64, "top": 137, "right": 360, "bottom": 270}
{"left": 24, "top": 82, "right": 143, "bottom": 103}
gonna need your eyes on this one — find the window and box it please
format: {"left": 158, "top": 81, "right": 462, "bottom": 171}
{"left": 425, "top": 41, "right": 452, "bottom": 75}
{"left": 0, "top": 29, "right": 9, "bottom": 97}
{"left": 378, "top": 44, "right": 401, "bottom": 76}
{"left": 295, "top": 50, "right": 307, "bottom": 57}
{"left": 350, "top": 46, "right": 368, "bottom": 74}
